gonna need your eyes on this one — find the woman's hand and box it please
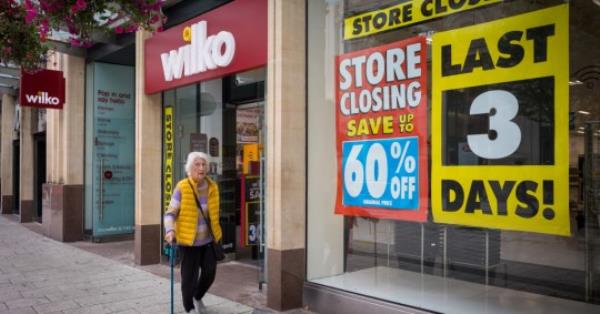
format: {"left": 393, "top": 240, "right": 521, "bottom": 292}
{"left": 165, "top": 230, "right": 175, "bottom": 244}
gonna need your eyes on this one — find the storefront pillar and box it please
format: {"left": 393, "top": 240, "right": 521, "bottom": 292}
{"left": 43, "top": 52, "right": 84, "bottom": 241}
{"left": 19, "top": 107, "right": 34, "bottom": 222}
{"left": 133, "top": 29, "right": 162, "bottom": 265}
{"left": 266, "top": 0, "right": 306, "bottom": 310}
{"left": 1, "top": 93, "right": 15, "bottom": 214}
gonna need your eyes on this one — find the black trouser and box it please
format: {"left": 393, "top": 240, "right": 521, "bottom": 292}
{"left": 179, "top": 244, "right": 217, "bottom": 312}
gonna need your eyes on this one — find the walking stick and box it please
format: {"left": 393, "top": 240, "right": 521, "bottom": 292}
{"left": 169, "top": 244, "right": 176, "bottom": 314}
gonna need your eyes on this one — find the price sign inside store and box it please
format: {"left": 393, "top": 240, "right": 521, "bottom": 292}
{"left": 431, "top": 5, "right": 570, "bottom": 236}
{"left": 334, "top": 36, "right": 428, "bottom": 222}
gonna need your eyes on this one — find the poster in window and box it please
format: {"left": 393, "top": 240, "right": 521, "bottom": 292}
{"left": 241, "top": 175, "right": 262, "bottom": 246}
{"left": 431, "top": 5, "right": 570, "bottom": 235}
{"left": 236, "top": 107, "right": 260, "bottom": 143}
{"left": 163, "top": 106, "right": 174, "bottom": 213}
{"left": 334, "top": 36, "right": 428, "bottom": 222}
{"left": 190, "top": 133, "right": 207, "bottom": 153}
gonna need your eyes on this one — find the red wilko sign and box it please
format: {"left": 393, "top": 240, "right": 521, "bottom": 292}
{"left": 20, "top": 69, "right": 65, "bottom": 109}
{"left": 144, "top": 0, "right": 267, "bottom": 94}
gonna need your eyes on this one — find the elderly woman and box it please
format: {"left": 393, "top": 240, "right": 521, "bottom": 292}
{"left": 164, "top": 151, "right": 222, "bottom": 314}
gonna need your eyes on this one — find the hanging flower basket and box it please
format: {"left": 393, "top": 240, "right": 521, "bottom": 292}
{"left": 0, "top": 1, "right": 48, "bottom": 72}
{"left": 0, "top": 0, "right": 166, "bottom": 72}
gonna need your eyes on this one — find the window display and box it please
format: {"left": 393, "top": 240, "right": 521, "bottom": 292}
{"left": 307, "top": 0, "right": 600, "bottom": 312}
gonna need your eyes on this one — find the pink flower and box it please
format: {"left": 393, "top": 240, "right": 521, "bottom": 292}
{"left": 70, "top": 0, "right": 86, "bottom": 14}
{"left": 2, "top": 47, "right": 12, "bottom": 57}
{"left": 115, "top": 26, "right": 124, "bottom": 34}
{"left": 70, "top": 37, "right": 82, "bottom": 46}
{"left": 40, "top": 1, "right": 50, "bottom": 12}
{"left": 24, "top": 0, "right": 37, "bottom": 24}
{"left": 39, "top": 19, "right": 50, "bottom": 41}
{"left": 126, "top": 24, "right": 138, "bottom": 33}
{"left": 150, "top": 14, "right": 160, "bottom": 24}
{"left": 66, "top": 20, "right": 77, "bottom": 34}
{"left": 76, "top": 0, "right": 87, "bottom": 10}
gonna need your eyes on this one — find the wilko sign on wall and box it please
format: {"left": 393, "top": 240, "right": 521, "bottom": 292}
{"left": 160, "top": 21, "right": 235, "bottom": 82}
{"left": 20, "top": 69, "right": 65, "bottom": 109}
{"left": 144, "top": 0, "right": 267, "bottom": 94}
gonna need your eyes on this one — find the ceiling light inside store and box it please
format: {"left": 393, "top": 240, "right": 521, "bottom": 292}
{"left": 235, "top": 68, "right": 266, "bottom": 86}
{"left": 577, "top": 130, "right": 585, "bottom": 134}
{"left": 569, "top": 80, "right": 583, "bottom": 86}
{"left": 578, "top": 110, "right": 591, "bottom": 115}
{"left": 418, "top": 30, "right": 435, "bottom": 44}
{"left": 200, "top": 92, "right": 217, "bottom": 116}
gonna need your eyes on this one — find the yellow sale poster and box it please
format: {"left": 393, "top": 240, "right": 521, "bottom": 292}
{"left": 431, "top": 5, "right": 570, "bottom": 235}
{"left": 163, "top": 106, "right": 174, "bottom": 213}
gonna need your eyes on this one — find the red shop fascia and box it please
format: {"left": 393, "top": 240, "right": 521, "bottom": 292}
{"left": 144, "top": 0, "right": 267, "bottom": 94}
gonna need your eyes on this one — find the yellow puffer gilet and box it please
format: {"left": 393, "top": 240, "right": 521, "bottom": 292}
{"left": 175, "top": 177, "right": 222, "bottom": 246}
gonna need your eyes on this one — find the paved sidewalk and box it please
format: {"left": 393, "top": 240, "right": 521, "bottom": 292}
{"left": 0, "top": 215, "right": 253, "bottom": 314}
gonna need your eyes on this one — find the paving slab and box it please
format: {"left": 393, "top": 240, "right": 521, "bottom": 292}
{"left": 0, "top": 215, "right": 253, "bottom": 313}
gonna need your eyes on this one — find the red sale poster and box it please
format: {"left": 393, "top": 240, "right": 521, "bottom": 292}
{"left": 334, "top": 36, "right": 428, "bottom": 222}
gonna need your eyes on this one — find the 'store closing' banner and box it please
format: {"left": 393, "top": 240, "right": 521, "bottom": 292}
{"left": 344, "top": 0, "right": 501, "bottom": 40}
{"left": 431, "top": 5, "right": 570, "bottom": 235}
{"left": 335, "top": 36, "right": 428, "bottom": 222}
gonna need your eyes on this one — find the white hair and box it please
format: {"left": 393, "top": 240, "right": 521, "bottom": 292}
{"left": 185, "top": 151, "right": 210, "bottom": 175}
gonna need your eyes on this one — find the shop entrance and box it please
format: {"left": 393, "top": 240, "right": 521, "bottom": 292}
{"left": 223, "top": 70, "right": 267, "bottom": 289}
{"left": 162, "top": 68, "right": 267, "bottom": 287}
{"left": 33, "top": 132, "right": 46, "bottom": 223}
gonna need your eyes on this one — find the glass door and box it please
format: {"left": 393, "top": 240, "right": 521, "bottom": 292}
{"left": 236, "top": 101, "right": 267, "bottom": 288}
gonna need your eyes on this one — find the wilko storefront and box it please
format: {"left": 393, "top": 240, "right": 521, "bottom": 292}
{"left": 305, "top": 1, "right": 600, "bottom": 313}
{"left": 143, "top": 0, "right": 270, "bottom": 292}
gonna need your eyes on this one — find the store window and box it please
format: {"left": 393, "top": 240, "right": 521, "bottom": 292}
{"left": 307, "top": 1, "right": 600, "bottom": 313}
{"left": 84, "top": 62, "right": 135, "bottom": 237}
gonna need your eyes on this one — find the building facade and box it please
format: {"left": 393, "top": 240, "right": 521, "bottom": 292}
{"left": 0, "top": 0, "right": 305, "bottom": 310}
{"left": 2, "top": 0, "right": 600, "bottom": 313}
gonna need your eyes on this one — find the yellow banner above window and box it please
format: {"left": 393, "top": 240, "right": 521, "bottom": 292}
{"left": 344, "top": 0, "right": 502, "bottom": 40}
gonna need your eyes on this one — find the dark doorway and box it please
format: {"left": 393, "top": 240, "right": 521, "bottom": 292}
{"left": 12, "top": 139, "right": 20, "bottom": 215}
{"left": 33, "top": 132, "right": 46, "bottom": 223}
